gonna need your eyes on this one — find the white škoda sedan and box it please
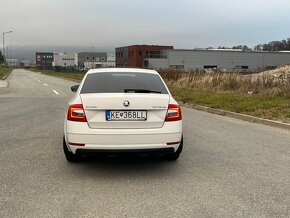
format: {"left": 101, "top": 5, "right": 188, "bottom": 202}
{"left": 63, "top": 68, "right": 183, "bottom": 162}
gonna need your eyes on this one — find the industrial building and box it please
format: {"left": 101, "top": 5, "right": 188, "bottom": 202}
{"left": 36, "top": 52, "right": 53, "bottom": 70}
{"left": 115, "top": 45, "right": 173, "bottom": 68}
{"left": 19, "top": 60, "right": 32, "bottom": 68}
{"left": 52, "top": 52, "right": 77, "bottom": 70}
{"left": 6, "top": 59, "right": 18, "bottom": 68}
{"left": 144, "top": 49, "right": 290, "bottom": 71}
{"left": 35, "top": 52, "right": 113, "bottom": 70}
{"left": 77, "top": 52, "right": 107, "bottom": 70}
{"left": 105, "top": 54, "right": 116, "bottom": 68}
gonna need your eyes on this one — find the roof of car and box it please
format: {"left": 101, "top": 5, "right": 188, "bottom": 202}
{"left": 86, "top": 68, "right": 159, "bottom": 75}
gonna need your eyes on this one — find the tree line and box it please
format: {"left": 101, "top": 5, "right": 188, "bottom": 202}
{"left": 0, "top": 51, "right": 5, "bottom": 65}
{"left": 216, "top": 37, "right": 290, "bottom": 52}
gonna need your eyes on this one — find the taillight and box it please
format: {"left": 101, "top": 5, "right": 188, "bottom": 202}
{"left": 165, "top": 104, "right": 182, "bottom": 122}
{"left": 67, "top": 104, "right": 87, "bottom": 122}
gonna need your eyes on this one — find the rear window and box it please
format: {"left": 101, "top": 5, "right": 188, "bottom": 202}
{"left": 80, "top": 72, "right": 168, "bottom": 94}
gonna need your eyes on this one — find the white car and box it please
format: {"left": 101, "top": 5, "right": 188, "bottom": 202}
{"left": 63, "top": 68, "right": 183, "bottom": 162}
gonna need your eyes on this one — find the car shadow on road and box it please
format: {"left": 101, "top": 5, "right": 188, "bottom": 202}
{"left": 64, "top": 154, "right": 182, "bottom": 180}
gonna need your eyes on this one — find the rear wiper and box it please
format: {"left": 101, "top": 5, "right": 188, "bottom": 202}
{"left": 124, "top": 89, "right": 162, "bottom": 94}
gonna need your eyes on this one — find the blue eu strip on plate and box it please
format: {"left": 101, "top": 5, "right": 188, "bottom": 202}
{"left": 106, "top": 111, "right": 111, "bottom": 121}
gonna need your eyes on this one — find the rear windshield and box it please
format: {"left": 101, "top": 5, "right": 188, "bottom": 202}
{"left": 80, "top": 72, "right": 168, "bottom": 94}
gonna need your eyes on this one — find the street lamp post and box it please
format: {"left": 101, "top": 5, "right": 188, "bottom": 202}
{"left": 2, "top": 31, "right": 13, "bottom": 63}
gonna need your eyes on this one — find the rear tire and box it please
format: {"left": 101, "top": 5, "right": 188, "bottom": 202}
{"left": 63, "top": 136, "right": 81, "bottom": 162}
{"left": 165, "top": 136, "right": 183, "bottom": 161}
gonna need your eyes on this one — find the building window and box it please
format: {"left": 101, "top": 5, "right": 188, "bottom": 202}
{"left": 139, "top": 51, "right": 142, "bottom": 56}
{"left": 87, "top": 57, "right": 89, "bottom": 61}
{"left": 170, "top": 65, "right": 184, "bottom": 69}
{"left": 204, "top": 65, "right": 218, "bottom": 69}
{"left": 235, "top": 66, "right": 249, "bottom": 69}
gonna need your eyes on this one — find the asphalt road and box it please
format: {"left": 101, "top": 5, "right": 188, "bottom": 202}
{"left": 1, "top": 69, "right": 290, "bottom": 218}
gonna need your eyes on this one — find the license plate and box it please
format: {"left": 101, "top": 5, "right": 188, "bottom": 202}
{"left": 106, "top": 110, "right": 147, "bottom": 121}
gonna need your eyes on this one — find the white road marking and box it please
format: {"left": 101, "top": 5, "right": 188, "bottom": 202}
{"left": 44, "top": 83, "right": 48, "bottom": 86}
{"left": 38, "top": 80, "right": 41, "bottom": 82}
{"left": 25, "top": 73, "right": 31, "bottom": 77}
{"left": 53, "top": 90, "right": 59, "bottom": 95}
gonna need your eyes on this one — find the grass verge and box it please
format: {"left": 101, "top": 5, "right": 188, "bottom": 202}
{"left": 0, "top": 67, "right": 13, "bottom": 80}
{"left": 32, "top": 68, "right": 290, "bottom": 122}
{"left": 169, "top": 86, "right": 290, "bottom": 122}
{"left": 30, "top": 68, "right": 85, "bottom": 82}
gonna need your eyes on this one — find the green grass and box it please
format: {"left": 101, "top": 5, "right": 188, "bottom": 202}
{"left": 32, "top": 68, "right": 290, "bottom": 121}
{"left": 0, "top": 67, "right": 12, "bottom": 79}
{"left": 169, "top": 86, "right": 290, "bottom": 121}
{"left": 31, "top": 68, "right": 85, "bottom": 82}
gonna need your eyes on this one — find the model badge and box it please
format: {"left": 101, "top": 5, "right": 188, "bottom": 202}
{"left": 86, "top": 106, "right": 98, "bottom": 109}
{"left": 123, "top": 100, "right": 130, "bottom": 107}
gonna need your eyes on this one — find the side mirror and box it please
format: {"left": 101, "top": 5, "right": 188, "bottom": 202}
{"left": 71, "top": 85, "right": 79, "bottom": 92}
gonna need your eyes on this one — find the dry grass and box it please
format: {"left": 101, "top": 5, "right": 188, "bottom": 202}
{"left": 159, "top": 69, "right": 290, "bottom": 96}
{"left": 159, "top": 68, "right": 290, "bottom": 121}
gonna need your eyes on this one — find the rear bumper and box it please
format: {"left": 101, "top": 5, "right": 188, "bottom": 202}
{"left": 66, "top": 132, "right": 182, "bottom": 154}
{"left": 65, "top": 121, "right": 182, "bottom": 154}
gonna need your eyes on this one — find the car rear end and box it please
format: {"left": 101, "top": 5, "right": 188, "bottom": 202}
{"left": 64, "top": 68, "right": 182, "bottom": 159}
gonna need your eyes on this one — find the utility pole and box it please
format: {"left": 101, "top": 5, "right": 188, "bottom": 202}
{"left": 92, "top": 46, "right": 95, "bottom": 69}
{"left": 2, "top": 31, "right": 13, "bottom": 63}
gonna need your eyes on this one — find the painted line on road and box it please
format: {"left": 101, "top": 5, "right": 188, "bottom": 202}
{"left": 53, "top": 90, "right": 59, "bottom": 95}
{"left": 25, "top": 73, "right": 33, "bottom": 78}
{"left": 44, "top": 83, "right": 48, "bottom": 87}
{"left": 38, "top": 80, "right": 41, "bottom": 82}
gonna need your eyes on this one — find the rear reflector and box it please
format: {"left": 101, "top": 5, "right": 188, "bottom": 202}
{"left": 69, "top": 142, "right": 85, "bottom": 146}
{"left": 165, "top": 104, "right": 182, "bottom": 122}
{"left": 167, "top": 141, "right": 181, "bottom": 145}
{"left": 67, "top": 104, "right": 87, "bottom": 122}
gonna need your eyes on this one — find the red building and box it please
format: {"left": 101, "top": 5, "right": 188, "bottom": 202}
{"left": 115, "top": 45, "right": 173, "bottom": 68}
{"left": 35, "top": 52, "right": 53, "bottom": 70}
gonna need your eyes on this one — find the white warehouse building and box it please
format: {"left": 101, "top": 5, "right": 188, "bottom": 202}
{"left": 52, "top": 52, "right": 77, "bottom": 69}
{"left": 144, "top": 49, "right": 290, "bottom": 71}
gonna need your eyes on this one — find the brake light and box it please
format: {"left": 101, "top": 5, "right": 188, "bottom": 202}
{"left": 165, "top": 104, "right": 182, "bottom": 122}
{"left": 67, "top": 104, "right": 87, "bottom": 122}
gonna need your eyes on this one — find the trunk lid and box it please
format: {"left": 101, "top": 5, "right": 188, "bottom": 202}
{"left": 80, "top": 93, "right": 169, "bottom": 129}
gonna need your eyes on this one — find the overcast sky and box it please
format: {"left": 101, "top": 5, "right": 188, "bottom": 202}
{"left": 1, "top": 0, "right": 290, "bottom": 50}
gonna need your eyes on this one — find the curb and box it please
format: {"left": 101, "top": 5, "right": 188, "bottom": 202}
{"left": 179, "top": 101, "right": 290, "bottom": 131}
{"left": 1, "top": 68, "right": 13, "bottom": 80}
